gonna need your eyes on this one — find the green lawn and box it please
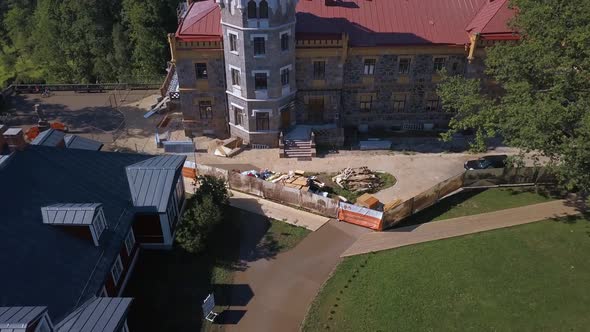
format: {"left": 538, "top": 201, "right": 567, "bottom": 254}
{"left": 303, "top": 217, "right": 590, "bottom": 332}
{"left": 310, "top": 172, "right": 397, "bottom": 202}
{"left": 402, "top": 187, "right": 556, "bottom": 226}
{"left": 124, "top": 206, "right": 309, "bottom": 331}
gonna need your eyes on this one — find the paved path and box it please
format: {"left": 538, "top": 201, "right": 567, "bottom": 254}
{"left": 342, "top": 200, "right": 582, "bottom": 257}
{"left": 229, "top": 190, "right": 331, "bottom": 231}
{"left": 223, "top": 220, "right": 370, "bottom": 332}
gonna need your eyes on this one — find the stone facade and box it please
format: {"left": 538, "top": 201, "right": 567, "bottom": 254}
{"left": 174, "top": 42, "right": 228, "bottom": 138}
{"left": 172, "top": 2, "right": 492, "bottom": 146}
{"left": 219, "top": 0, "right": 298, "bottom": 147}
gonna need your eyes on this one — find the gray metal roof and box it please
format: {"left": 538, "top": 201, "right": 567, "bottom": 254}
{"left": 0, "top": 145, "right": 153, "bottom": 322}
{"left": 0, "top": 154, "right": 13, "bottom": 170}
{"left": 163, "top": 140, "right": 195, "bottom": 153}
{"left": 55, "top": 298, "right": 132, "bottom": 332}
{"left": 0, "top": 306, "right": 47, "bottom": 329}
{"left": 3, "top": 128, "right": 22, "bottom": 136}
{"left": 64, "top": 135, "right": 104, "bottom": 151}
{"left": 125, "top": 155, "right": 186, "bottom": 213}
{"left": 31, "top": 129, "right": 65, "bottom": 147}
{"left": 41, "top": 203, "right": 102, "bottom": 225}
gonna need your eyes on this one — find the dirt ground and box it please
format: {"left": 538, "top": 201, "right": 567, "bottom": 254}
{"left": 4, "top": 91, "right": 528, "bottom": 203}
{"left": 193, "top": 146, "right": 523, "bottom": 203}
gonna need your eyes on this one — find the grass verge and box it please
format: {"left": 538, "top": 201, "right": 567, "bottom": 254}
{"left": 303, "top": 217, "right": 590, "bottom": 332}
{"left": 401, "top": 187, "right": 556, "bottom": 226}
{"left": 124, "top": 206, "right": 309, "bottom": 331}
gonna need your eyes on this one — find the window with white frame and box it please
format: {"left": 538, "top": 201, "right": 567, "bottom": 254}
{"left": 231, "top": 68, "right": 240, "bottom": 87}
{"left": 280, "top": 32, "right": 289, "bottom": 51}
{"left": 111, "top": 255, "right": 123, "bottom": 285}
{"left": 281, "top": 67, "right": 290, "bottom": 86}
{"left": 234, "top": 106, "right": 245, "bottom": 126}
{"left": 124, "top": 229, "right": 135, "bottom": 255}
{"left": 229, "top": 33, "right": 238, "bottom": 53}
{"left": 93, "top": 211, "right": 107, "bottom": 241}
{"left": 253, "top": 37, "right": 266, "bottom": 56}
{"left": 256, "top": 112, "right": 270, "bottom": 131}
{"left": 254, "top": 72, "right": 268, "bottom": 90}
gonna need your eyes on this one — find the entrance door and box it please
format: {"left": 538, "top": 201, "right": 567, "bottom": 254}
{"left": 308, "top": 97, "right": 325, "bottom": 123}
{"left": 280, "top": 107, "right": 291, "bottom": 130}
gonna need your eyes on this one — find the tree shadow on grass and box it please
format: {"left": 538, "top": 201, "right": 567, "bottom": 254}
{"left": 123, "top": 204, "right": 285, "bottom": 331}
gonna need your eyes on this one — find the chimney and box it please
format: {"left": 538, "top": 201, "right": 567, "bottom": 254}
{"left": 3, "top": 127, "right": 27, "bottom": 151}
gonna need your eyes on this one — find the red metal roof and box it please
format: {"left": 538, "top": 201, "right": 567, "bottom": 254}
{"left": 466, "top": 0, "right": 513, "bottom": 35}
{"left": 176, "top": 1, "right": 222, "bottom": 42}
{"left": 296, "top": 0, "right": 491, "bottom": 46}
{"left": 176, "top": 0, "right": 515, "bottom": 45}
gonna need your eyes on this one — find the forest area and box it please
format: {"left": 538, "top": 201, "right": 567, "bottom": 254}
{"left": 0, "top": 0, "right": 182, "bottom": 88}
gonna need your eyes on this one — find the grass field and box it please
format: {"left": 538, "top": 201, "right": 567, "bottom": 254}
{"left": 401, "top": 187, "right": 557, "bottom": 226}
{"left": 124, "top": 206, "right": 309, "bottom": 331}
{"left": 303, "top": 217, "right": 590, "bottom": 331}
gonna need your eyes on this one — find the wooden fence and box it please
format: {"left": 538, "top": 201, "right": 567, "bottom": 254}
{"left": 380, "top": 167, "right": 557, "bottom": 230}
{"left": 182, "top": 163, "right": 558, "bottom": 231}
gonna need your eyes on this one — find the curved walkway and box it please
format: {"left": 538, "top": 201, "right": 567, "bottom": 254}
{"left": 342, "top": 200, "right": 583, "bottom": 257}
{"left": 223, "top": 220, "right": 369, "bottom": 332}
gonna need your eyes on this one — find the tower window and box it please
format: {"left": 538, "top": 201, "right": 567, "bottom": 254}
{"left": 247, "top": 0, "right": 257, "bottom": 19}
{"left": 364, "top": 58, "right": 376, "bottom": 75}
{"left": 253, "top": 37, "right": 266, "bottom": 56}
{"left": 259, "top": 0, "right": 269, "bottom": 19}
{"left": 313, "top": 61, "right": 326, "bottom": 80}
{"left": 231, "top": 68, "right": 240, "bottom": 86}
{"left": 234, "top": 106, "right": 244, "bottom": 127}
{"left": 254, "top": 73, "right": 268, "bottom": 90}
{"left": 195, "top": 63, "right": 207, "bottom": 79}
{"left": 229, "top": 33, "right": 238, "bottom": 53}
{"left": 256, "top": 112, "right": 270, "bottom": 131}
{"left": 281, "top": 33, "right": 289, "bottom": 51}
{"left": 281, "top": 68, "right": 290, "bottom": 86}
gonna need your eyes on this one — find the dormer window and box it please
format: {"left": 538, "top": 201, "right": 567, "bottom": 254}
{"left": 41, "top": 203, "right": 107, "bottom": 246}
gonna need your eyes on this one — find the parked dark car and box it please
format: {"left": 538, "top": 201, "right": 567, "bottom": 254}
{"left": 464, "top": 155, "right": 508, "bottom": 170}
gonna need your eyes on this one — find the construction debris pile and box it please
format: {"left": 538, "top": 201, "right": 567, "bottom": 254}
{"left": 332, "top": 167, "right": 382, "bottom": 194}
{"left": 239, "top": 169, "right": 329, "bottom": 197}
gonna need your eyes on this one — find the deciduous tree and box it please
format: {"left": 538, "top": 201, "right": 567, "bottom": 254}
{"left": 438, "top": 0, "right": 590, "bottom": 191}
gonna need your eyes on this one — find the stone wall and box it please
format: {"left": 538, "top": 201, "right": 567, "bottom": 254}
{"left": 176, "top": 54, "right": 228, "bottom": 138}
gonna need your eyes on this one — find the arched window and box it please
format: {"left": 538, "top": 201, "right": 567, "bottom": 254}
{"left": 247, "top": 0, "right": 257, "bottom": 19}
{"left": 259, "top": 0, "right": 269, "bottom": 19}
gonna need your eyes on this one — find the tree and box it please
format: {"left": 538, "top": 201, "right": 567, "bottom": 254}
{"left": 175, "top": 175, "right": 229, "bottom": 253}
{"left": 175, "top": 196, "right": 223, "bottom": 254}
{"left": 438, "top": 0, "right": 590, "bottom": 191}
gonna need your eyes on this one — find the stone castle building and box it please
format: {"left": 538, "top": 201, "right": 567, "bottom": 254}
{"left": 166, "top": 0, "right": 515, "bottom": 148}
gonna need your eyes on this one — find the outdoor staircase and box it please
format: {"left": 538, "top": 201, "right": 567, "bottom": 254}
{"left": 280, "top": 126, "right": 318, "bottom": 160}
{"left": 284, "top": 139, "right": 314, "bottom": 161}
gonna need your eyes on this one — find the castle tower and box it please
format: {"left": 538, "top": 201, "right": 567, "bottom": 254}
{"left": 218, "top": 0, "right": 298, "bottom": 147}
